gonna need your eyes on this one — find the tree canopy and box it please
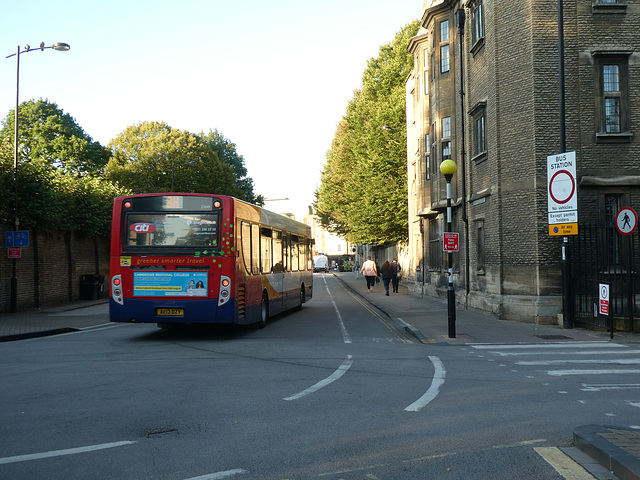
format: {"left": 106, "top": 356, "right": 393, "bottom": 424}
{"left": 201, "top": 129, "right": 262, "bottom": 204}
{"left": 316, "top": 21, "right": 419, "bottom": 245}
{"left": 0, "top": 105, "right": 259, "bottom": 236}
{"left": 0, "top": 135, "right": 127, "bottom": 235}
{"left": 105, "top": 122, "right": 257, "bottom": 201}
{"left": 0, "top": 99, "right": 110, "bottom": 176}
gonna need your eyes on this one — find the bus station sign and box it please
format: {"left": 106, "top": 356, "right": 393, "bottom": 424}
{"left": 547, "top": 151, "right": 578, "bottom": 236}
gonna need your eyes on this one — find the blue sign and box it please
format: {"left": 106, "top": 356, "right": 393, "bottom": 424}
{"left": 5, "top": 230, "right": 29, "bottom": 247}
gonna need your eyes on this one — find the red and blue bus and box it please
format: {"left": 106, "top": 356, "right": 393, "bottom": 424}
{"left": 109, "top": 193, "right": 313, "bottom": 328}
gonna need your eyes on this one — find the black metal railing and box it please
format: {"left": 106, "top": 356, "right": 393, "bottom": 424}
{"left": 570, "top": 223, "right": 638, "bottom": 333}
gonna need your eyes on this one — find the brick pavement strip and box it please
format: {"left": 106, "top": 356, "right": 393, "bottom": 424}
{"left": 599, "top": 428, "right": 640, "bottom": 459}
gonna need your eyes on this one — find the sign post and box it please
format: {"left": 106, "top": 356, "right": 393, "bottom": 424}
{"left": 599, "top": 283, "right": 613, "bottom": 339}
{"left": 548, "top": 152, "right": 577, "bottom": 329}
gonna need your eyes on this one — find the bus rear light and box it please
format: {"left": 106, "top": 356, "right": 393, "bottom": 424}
{"left": 112, "top": 274, "right": 124, "bottom": 305}
{"left": 218, "top": 275, "right": 231, "bottom": 306}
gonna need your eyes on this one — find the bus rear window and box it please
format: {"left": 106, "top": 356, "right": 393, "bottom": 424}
{"left": 125, "top": 213, "right": 219, "bottom": 248}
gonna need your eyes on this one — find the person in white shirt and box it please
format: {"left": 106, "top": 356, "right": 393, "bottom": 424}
{"left": 359, "top": 256, "right": 378, "bottom": 292}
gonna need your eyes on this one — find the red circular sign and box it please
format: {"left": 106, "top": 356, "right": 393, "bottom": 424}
{"left": 616, "top": 207, "right": 638, "bottom": 236}
{"left": 548, "top": 170, "right": 576, "bottom": 205}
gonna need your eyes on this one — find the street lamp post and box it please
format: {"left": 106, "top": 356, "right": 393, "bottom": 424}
{"left": 5, "top": 42, "right": 70, "bottom": 312}
{"left": 440, "top": 159, "right": 457, "bottom": 338}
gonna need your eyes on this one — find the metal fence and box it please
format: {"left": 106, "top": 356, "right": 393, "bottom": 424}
{"left": 570, "top": 223, "right": 638, "bottom": 333}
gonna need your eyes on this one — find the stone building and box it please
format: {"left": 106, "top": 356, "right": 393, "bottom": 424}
{"left": 406, "top": 0, "right": 640, "bottom": 324}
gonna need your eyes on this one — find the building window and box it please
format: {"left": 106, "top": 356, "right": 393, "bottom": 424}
{"left": 594, "top": 51, "right": 631, "bottom": 141}
{"left": 441, "top": 45, "right": 450, "bottom": 73}
{"left": 474, "top": 110, "right": 486, "bottom": 156}
{"left": 440, "top": 20, "right": 450, "bottom": 73}
{"left": 442, "top": 141, "right": 451, "bottom": 160}
{"left": 471, "top": 1, "right": 484, "bottom": 45}
{"left": 425, "top": 133, "right": 431, "bottom": 180}
{"left": 423, "top": 49, "right": 429, "bottom": 95}
{"left": 604, "top": 65, "right": 620, "bottom": 133}
{"left": 442, "top": 117, "right": 451, "bottom": 138}
{"left": 431, "top": 122, "right": 438, "bottom": 176}
{"left": 428, "top": 218, "right": 442, "bottom": 271}
{"left": 441, "top": 117, "right": 451, "bottom": 160}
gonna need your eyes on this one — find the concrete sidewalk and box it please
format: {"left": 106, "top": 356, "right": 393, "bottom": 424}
{"left": 0, "top": 299, "right": 110, "bottom": 342}
{"left": 333, "top": 271, "right": 640, "bottom": 480}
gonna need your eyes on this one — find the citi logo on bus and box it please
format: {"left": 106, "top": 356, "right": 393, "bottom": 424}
{"left": 130, "top": 222, "right": 157, "bottom": 233}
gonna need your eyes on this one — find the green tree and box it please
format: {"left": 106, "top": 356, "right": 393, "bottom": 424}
{"left": 0, "top": 99, "right": 109, "bottom": 176}
{"left": 201, "top": 129, "right": 260, "bottom": 203}
{"left": 0, "top": 136, "right": 128, "bottom": 234}
{"left": 316, "top": 21, "right": 419, "bottom": 244}
{"left": 105, "top": 121, "right": 238, "bottom": 195}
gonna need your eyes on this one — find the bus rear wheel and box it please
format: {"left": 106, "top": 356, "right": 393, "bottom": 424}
{"left": 258, "top": 293, "right": 268, "bottom": 328}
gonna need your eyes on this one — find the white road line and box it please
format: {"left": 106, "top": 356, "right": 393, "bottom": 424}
{"left": 325, "top": 284, "right": 351, "bottom": 344}
{"left": 0, "top": 441, "right": 136, "bottom": 465}
{"left": 548, "top": 369, "right": 640, "bottom": 376}
{"left": 405, "top": 356, "right": 445, "bottom": 412}
{"left": 183, "top": 469, "right": 248, "bottom": 479}
{"left": 489, "top": 349, "right": 639, "bottom": 357}
{"left": 469, "top": 342, "right": 626, "bottom": 350}
{"left": 283, "top": 355, "right": 353, "bottom": 401}
{"left": 581, "top": 383, "right": 640, "bottom": 391}
{"left": 518, "top": 358, "right": 640, "bottom": 366}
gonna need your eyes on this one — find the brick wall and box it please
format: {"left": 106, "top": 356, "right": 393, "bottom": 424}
{"left": 0, "top": 224, "right": 110, "bottom": 313}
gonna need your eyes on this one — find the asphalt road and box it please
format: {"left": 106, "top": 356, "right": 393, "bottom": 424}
{"left": 1, "top": 274, "right": 638, "bottom": 479}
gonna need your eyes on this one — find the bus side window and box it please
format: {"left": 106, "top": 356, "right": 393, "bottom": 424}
{"left": 273, "top": 230, "right": 283, "bottom": 272}
{"left": 283, "top": 234, "right": 290, "bottom": 272}
{"left": 298, "top": 237, "right": 306, "bottom": 272}
{"left": 261, "top": 227, "right": 272, "bottom": 273}
{"left": 291, "top": 235, "right": 299, "bottom": 272}
{"left": 251, "top": 224, "right": 260, "bottom": 275}
{"left": 241, "top": 221, "right": 252, "bottom": 274}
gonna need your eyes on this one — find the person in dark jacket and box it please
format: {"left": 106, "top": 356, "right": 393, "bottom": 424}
{"left": 381, "top": 261, "right": 395, "bottom": 296}
{"left": 391, "top": 258, "right": 401, "bottom": 293}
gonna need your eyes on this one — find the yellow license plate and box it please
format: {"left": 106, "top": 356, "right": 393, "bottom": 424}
{"left": 157, "top": 308, "right": 184, "bottom": 316}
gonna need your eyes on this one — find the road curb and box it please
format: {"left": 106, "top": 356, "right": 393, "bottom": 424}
{"left": 0, "top": 328, "right": 80, "bottom": 343}
{"left": 574, "top": 425, "right": 640, "bottom": 480}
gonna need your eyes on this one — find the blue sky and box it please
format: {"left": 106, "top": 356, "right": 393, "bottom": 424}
{"left": 1, "top": 1, "right": 420, "bottom": 218}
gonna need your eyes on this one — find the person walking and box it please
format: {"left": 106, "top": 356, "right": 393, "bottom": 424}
{"left": 381, "top": 261, "right": 395, "bottom": 296}
{"left": 391, "top": 257, "right": 401, "bottom": 293}
{"left": 360, "top": 256, "right": 377, "bottom": 292}
{"left": 354, "top": 260, "right": 360, "bottom": 279}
